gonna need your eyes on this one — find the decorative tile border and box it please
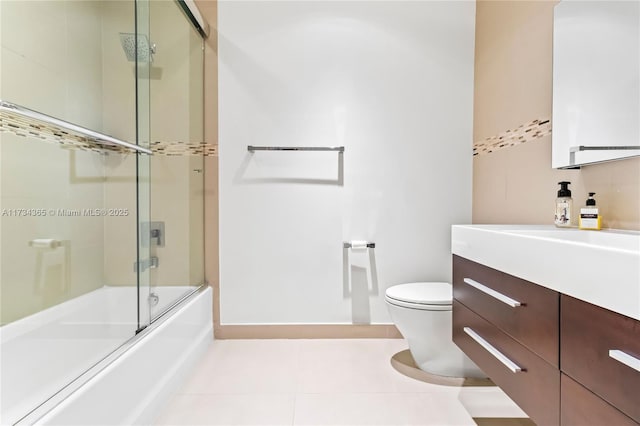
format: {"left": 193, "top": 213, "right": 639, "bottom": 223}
{"left": 150, "top": 141, "right": 218, "bottom": 157}
{"left": 0, "top": 110, "right": 218, "bottom": 157}
{"left": 473, "top": 118, "right": 551, "bottom": 156}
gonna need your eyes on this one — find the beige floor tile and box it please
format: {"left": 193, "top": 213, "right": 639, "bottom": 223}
{"left": 154, "top": 393, "right": 295, "bottom": 425}
{"left": 456, "top": 387, "right": 527, "bottom": 418}
{"left": 178, "top": 340, "right": 299, "bottom": 394}
{"left": 160, "top": 339, "right": 528, "bottom": 425}
{"left": 404, "top": 393, "right": 483, "bottom": 426}
{"left": 293, "top": 393, "right": 413, "bottom": 426}
{"left": 296, "top": 339, "right": 398, "bottom": 394}
{"left": 297, "top": 360, "right": 395, "bottom": 394}
{"left": 293, "top": 393, "right": 476, "bottom": 426}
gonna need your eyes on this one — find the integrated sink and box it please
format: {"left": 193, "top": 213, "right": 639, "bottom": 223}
{"left": 502, "top": 228, "right": 640, "bottom": 252}
{"left": 451, "top": 225, "right": 640, "bottom": 320}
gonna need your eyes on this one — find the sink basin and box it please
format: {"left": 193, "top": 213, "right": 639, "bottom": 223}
{"left": 451, "top": 225, "right": 640, "bottom": 321}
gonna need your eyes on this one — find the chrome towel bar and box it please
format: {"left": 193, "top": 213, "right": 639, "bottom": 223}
{"left": 248, "top": 145, "right": 344, "bottom": 153}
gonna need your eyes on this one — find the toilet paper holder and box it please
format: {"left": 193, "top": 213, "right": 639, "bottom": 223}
{"left": 343, "top": 241, "right": 375, "bottom": 249}
{"left": 29, "top": 239, "right": 62, "bottom": 249}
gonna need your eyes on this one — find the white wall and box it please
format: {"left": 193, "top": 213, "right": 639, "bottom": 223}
{"left": 219, "top": 1, "right": 475, "bottom": 324}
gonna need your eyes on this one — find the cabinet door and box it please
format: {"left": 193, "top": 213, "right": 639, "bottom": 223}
{"left": 561, "top": 374, "right": 638, "bottom": 426}
{"left": 561, "top": 295, "right": 640, "bottom": 423}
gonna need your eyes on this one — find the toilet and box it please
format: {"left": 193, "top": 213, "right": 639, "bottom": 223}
{"left": 385, "top": 282, "right": 486, "bottom": 378}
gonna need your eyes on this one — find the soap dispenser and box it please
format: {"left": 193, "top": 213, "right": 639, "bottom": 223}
{"left": 554, "top": 181, "right": 573, "bottom": 227}
{"left": 579, "top": 192, "right": 601, "bottom": 230}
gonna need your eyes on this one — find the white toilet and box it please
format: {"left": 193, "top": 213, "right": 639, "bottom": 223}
{"left": 385, "top": 282, "right": 486, "bottom": 378}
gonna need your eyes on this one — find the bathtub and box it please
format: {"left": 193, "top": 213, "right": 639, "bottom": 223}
{"left": 0, "top": 285, "right": 213, "bottom": 425}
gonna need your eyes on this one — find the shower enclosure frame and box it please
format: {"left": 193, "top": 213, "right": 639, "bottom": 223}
{"left": 1, "top": 0, "right": 210, "bottom": 423}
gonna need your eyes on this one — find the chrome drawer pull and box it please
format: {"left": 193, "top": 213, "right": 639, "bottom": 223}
{"left": 609, "top": 350, "right": 640, "bottom": 373}
{"left": 463, "top": 278, "right": 522, "bottom": 308}
{"left": 463, "top": 327, "right": 523, "bottom": 373}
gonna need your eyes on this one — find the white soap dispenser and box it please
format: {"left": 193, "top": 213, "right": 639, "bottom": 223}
{"left": 554, "top": 181, "right": 573, "bottom": 227}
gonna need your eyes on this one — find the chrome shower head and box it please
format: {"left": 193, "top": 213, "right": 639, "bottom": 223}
{"left": 119, "top": 33, "right": 156, "bottom": 63}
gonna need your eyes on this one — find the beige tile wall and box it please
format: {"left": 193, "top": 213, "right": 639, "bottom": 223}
{"left": 473, "top": 0, "right": 640, "bottom": 230}
{"left": 101, "top": 0, "right": 138, "bottom": 288}
{"left": 0, "top": 1, "right": 109, "bottom": 324}
{"left": 100, "top": 0, "right": 136, "bottom": 143}
{"left": 0, "top": 0, "right": 209, "bottom": 323}
{"left": 148, "top": 1, "right": 204, "bottom": 289}
{"left": 103, "top": 1, "right": 206, "bottom": 289}
{"left": 102, "top": 154, "right": 137, "bottom": 287}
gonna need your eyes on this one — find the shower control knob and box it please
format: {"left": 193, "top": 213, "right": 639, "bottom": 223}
{"left": 148, "top": 292, "right": 160, "bottom": 307}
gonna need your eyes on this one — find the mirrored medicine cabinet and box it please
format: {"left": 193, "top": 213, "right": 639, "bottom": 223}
{"left": 552, "top": 0, "right": 640, "bottom": 169}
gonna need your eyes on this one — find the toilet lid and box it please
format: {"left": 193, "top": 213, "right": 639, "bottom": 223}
{"left": 385, "top": 282, "right": 452, "bottom": 305}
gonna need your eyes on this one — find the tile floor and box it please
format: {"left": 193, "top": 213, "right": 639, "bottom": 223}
{"left": 154, "top": 339, "right": 528, "bottom": 426}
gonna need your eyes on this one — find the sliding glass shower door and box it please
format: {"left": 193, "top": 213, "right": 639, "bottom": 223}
{"left": 0, "top": 0, "right": 206, "bottom": 421}
{"left": 144, "top": 0, "right": 206, "bottom": 322}
{"left": 0, "top": 1, "right": 146, "bottom": 422}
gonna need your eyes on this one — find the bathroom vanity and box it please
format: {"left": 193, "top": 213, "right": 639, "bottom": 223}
{"left": 451, "top": 225, "right": 640, "bottom": 426}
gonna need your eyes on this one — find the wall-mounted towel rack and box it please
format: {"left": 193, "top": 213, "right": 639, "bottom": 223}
{"left": 0, "top": 100, "right": 152, "bottom": 155}
{"left": 248, "top": 145, "right": 344, "bottom": 153}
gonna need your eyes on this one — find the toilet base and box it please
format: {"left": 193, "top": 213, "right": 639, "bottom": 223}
{"left": 386, "top": 301, "right": 487, "bottom": 378}
{"left": 407, "top": 337, "right": 487, "bottom": 378}
{"left": 391, "top": 349, "right": 494, "bottom": 386}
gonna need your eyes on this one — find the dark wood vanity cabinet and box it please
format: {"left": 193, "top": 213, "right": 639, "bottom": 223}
{"left": 452, "top": 255, "right": 560, "bottom": 426}
{"left": 452, "top": 255, "right": 640, "bottom": 426}
{"left": 561, "top": 295, "right": 640, "bottom": 424}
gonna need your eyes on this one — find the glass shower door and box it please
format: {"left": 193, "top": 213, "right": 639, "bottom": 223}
{"left": 0, "top": 0, "right": 206, "bottom": 422}
{"left": 0, "top": 0, "right": 145, "bottom": 422}
{"left": 145, "top": 0, "right": 206, "bottom": 322}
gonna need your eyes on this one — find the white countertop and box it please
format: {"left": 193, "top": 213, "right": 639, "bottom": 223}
{"left": 451, "top": 225, "right": 640, "bottom": 321}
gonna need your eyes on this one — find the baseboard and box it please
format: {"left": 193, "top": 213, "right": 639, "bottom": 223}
{"left": 214, "top": 324, "right": 402, "bottom": 339}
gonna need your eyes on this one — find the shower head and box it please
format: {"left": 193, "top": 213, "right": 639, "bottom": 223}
{"left": 119, "top": 33, "right": 156, "bottom": 63}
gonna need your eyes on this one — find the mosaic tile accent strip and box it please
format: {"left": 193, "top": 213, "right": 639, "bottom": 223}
{"left": 473, "top": 119, "right": 552, "bottom": 156}
{"left": 0, "top": 109, "right": 218, "bottom": 156}
{"left": 150, "top": 141, "right": 218, "bottom": 157}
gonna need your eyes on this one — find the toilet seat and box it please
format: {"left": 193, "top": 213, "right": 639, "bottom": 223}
{"left": 385, "top": 282, "right": 452, "bottom": 311}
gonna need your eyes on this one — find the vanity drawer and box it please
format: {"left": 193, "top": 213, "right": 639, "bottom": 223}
{"left": 453, "top": 300, "right": 560, "bottom": 426}
{"left": 561, "top": 374, "right": 638, "bottom": 426}
{"left": 561, "top": 295, "right": 640, "bottom": 423}
{"left": 453, "top": 255, "right": 559, "bottom": 366}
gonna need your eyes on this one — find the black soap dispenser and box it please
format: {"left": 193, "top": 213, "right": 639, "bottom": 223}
{"left": 554, "top": 181, "right": 573, "bottom": 227}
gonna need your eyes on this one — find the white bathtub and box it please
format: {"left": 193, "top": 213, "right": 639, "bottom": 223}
{"left": 0, "top": 286, "right": 212, "bottom": 425}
